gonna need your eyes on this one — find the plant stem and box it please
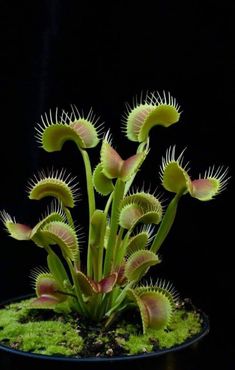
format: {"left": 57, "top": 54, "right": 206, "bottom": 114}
{"left": 79, "top": 148, "right": 96, "bottom": 277}
{"left": 46, "top": 246, "right": 72, "bottom": 289}
{"left": 65, "top": 257, "right": 87, "bottom": 316}
{"left": 63, "top": 207, "right": 75, "bottom": 229}
{"left": 104, "top": 179, "right": 125, "bottom": 276}
{"left": 150, "top": 189, "right": 185, "bottom": 254}
{"left": 104, "top": 227, "right": 124, "bottom": 314}
{"left": 97, "top": 240, "right": 104, "bottom": 282}
{"left": 114, "top": 226, "right": 124, "bottom": 262}
{"left": 90, "top": 294, "right": 104, "bottom": 320}
{"left": 92, "top": 246, "right": 99, "bottom": 281}
{"left": 115, "top": 229, "right": 131, "bottom": 267}
{"left": 104, "top": 192, "right": 113, "bottom": 215}
{"left": 105, "top": 282, "right": 134, "bottom": 317}
{"left": 124, "top": 140, "right": 149, "bottom": 195}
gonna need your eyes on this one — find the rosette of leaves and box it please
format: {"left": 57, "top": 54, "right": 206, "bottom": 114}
{"left": 1, "top": 92, "right": 229, "bottom": 331}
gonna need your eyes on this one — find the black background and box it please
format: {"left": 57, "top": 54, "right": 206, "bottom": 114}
{"left": 0, "top": 1, "right": 234, "bottom": 369}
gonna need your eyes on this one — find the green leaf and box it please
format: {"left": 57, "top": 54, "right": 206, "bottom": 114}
{"left": 120, "top": 152, "right": 146, "bottom": 181}
{"left": 35, "top": 108, "right": 101, "bottom": 151}
{"left": 127, "top": 287, "right": 174, "bottom": 333}
{"left": 100, "top": 134, "right": 146, "bottom": 181}
{"left": 126, "top": 289, "right": 149, "bottom": 332}
{"left": 123, "top": 92, "right": 181, "bottom": 142}
{"left": 150, "top": 191, "right": 183, "bottom": 254}
{"left": 69, "top": 118, "right": 100, "bottom": 148}
{"left": 47, "top": 249, "right": 71, "bottom": 288}
{"left": 31, "top": 295, "right": 61, "bottom": 309}
{"left": 189, "top": 166, "right": 229, "bottom": 201}
{"left": 93, "top": 163, "right": 114, "bottom": 195}
{"left": 98, "top": 273, "right": 118, "bottom": 293}
{"left": 31, "top": 202, "right": 67, "bottom": 247}
{"left": 42, "top": 124, "right": 86, "bottom": 151}
{"left": 90, "top": 209, "right": 107, "bottom": 248}
{"left": 160, "top": 146, "right": 190, "bottom": 194}
{"left": 125, "top": 250, "right": 160, "bottom": 282}
{"left": 76, "top": 271, "right": 97, "bottom": 296}
{"left": 76, "top": 271, "right": 118, "bottom": 296}
{"left": 28, "top": 169, "right": 79, "bottom": 208}
{"left": 100, "top": 137, "right": 123, "bottom": 179}
{"left": 41, "top": 221, "right": 79, "bottom": 262}
{"left": 119, "top": 192, "right": 162, "bottom": 230}
{"left": 121, "top": 192, "right": 162, "bottom": 213}
{"left": 0, "top": 211, "right": 32, "bottom": 240}
{"left": 30, "top": 272, "right": 67, "bottom": 309}
{"left": 126, "top": 232, "right": 149, "bottom": 255}
{"left": 138, "top": 104, "right": 180, "bottom": 142}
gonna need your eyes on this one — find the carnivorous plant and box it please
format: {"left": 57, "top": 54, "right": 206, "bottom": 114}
{"left": 1, "top": 92, "right": 229, "bottom": 333}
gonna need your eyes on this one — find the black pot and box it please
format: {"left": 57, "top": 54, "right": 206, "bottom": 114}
{"left": 0, "top": 295, "right": 209, "bottom": 370}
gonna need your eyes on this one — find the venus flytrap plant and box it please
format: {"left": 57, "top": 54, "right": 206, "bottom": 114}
{"left": 1, "top": 92, "right": 229, "bottom": 334}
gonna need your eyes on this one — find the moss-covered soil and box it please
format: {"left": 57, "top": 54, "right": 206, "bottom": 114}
{"left": 0, "top": 298, "right": 203, "bottom": 358}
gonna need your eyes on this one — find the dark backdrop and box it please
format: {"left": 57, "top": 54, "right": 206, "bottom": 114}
{"left": 0, "top": 2, "right": 234, "bottom": 369}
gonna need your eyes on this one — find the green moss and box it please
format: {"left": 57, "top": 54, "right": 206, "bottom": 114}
{"left": 0, "top": 300, "right": 83, "bottom": 356}
{"left": 120, "top": 310, "right": 202, "bottom": 355}
{"left": 0, "top": 299, "right": 33, "bottom": 326}
{"left": 0, "top": 299, "right": 203, "bottom": 357}
{"left": 20, "top": 321, "right": 83, "bottom": 355}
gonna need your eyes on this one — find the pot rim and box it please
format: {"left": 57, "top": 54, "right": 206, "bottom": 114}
{"left": 0, "top": 294, "right": 210, "bottom": 363}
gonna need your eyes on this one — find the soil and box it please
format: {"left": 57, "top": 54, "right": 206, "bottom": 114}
{"left": 0, "top": 297, "right": 204, "bottom": 358}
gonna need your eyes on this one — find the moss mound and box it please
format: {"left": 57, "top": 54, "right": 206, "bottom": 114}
{"left": 0, "top": 298, "right": 203, "bottom": 357}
